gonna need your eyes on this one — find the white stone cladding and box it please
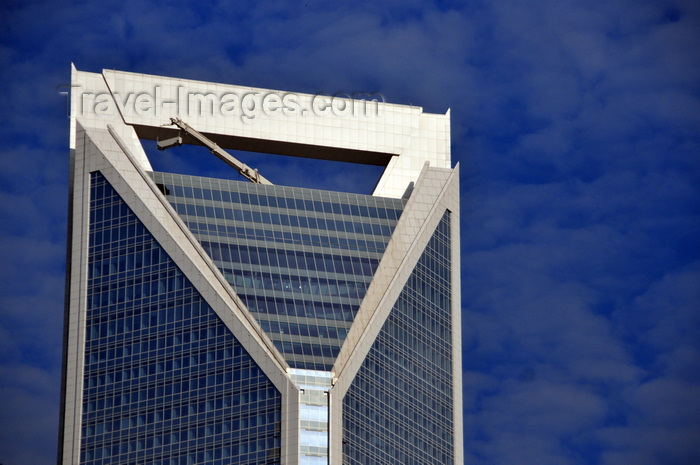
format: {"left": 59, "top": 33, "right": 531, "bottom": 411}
{"left": 70, "top": 66, "right": 450, "bottom": 199}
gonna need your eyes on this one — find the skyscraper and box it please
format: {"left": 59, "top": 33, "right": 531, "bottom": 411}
{"left": 60, "top": 66, "right": 461, "bottom": 465}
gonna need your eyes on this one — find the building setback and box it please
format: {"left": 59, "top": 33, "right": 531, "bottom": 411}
{"left": 60, "top": 66, "right": 462, "bottom": 465}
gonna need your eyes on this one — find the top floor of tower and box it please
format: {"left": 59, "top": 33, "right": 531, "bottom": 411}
{"left": 69, "top": 66, "right": 451, "bottom": 199}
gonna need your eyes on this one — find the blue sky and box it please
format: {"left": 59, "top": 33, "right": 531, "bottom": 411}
{"left": 1, "top": 1, "right": 698, "bottom": 464}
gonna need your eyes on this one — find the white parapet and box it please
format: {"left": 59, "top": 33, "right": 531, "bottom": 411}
{"left": 70, "top": 66, "right": 451, "bottom": 198}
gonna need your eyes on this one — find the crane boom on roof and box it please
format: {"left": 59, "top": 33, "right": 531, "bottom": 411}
{"left": 158, "top": 117, "right": 273, "bottom": 185}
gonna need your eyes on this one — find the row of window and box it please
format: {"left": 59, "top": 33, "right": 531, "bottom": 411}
{"left": 349, "top": 364, "right": 452, "bottom": 423}
{"left": 174, "top": 201, "right": 396, "bottom": 237}
{"left": 224, "top": 268, "right": 367, "bottom": 299}
{"left": 273, "top": 339, "right": 341, "bottom": 360}
{"left": 89, "top": 220, "right": 170, "bottom": 250}
{"left": 84, "top": 385, "right": 278, "bottom": 416}
{"left": 83, "top": 402, "right": 278, "bottom": 435}
{"left": 85, "top": 305, "right": 234, "bottom": 339}
{"left": 87, "top": 286, "right": 187, "bottom": 315}
{"left": 82, "top": 438, "right": 280, "bottom": 464}
{"left": 241, "top": 294, "right": 357, "bottom": 322}
{"left": 202, "top": 241, "right": 378, "bottom": 277}
{"left": 344, "top": 399, "right": 452, "bottom": 460}
{"left": 396, "top": 282, "right": 452, "bottom": 330}
{"left": 354, "top": 357, "right": 452, "bottom": 418}
{"left": 83, "top": 413, "right": 279, "bottom": 443}
{"left": 392, "top": 297, "right": 452, "bottom": 345}
{"left": 86, "top": 296, "right": 212, "bottom": 325}
{"left": 85, "top": 339, "right": 256, "bottom": 368}
{"left": 258, "top": 318, "right": 348, "bottom": 341}
{"left": 344, "top": 436, "right": 451, "bottom": 465}
{"left": 88, "top": 249, "right": 175, "bottom": 280}
{"left": 89, "top": 196, "right": 133, "bottom": 223}
{"left": 184, "top": 220, "right": 389, "bottom": 253}
{"left": 84, "top": 365, "right": 272, "bottom": 394}
{"left": 155, "top": 172, "right": 403, "bottom": 220}
{"left": 370, "top": 336, "right": 453, "bottom": 383}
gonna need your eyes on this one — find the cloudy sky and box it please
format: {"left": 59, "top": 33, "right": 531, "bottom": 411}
{"left": 1, "top": 0, "right": 699, "bottom": 464}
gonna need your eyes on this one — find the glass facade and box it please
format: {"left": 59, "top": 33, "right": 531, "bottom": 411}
{"left": 151, "top": 172, "right": 404, "bottom": 371}
{"left": 81, "top": 172, "right": 282, "bottom": 465}
{"left": 342, "top": 212, "right": 453, "bottom": 465}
